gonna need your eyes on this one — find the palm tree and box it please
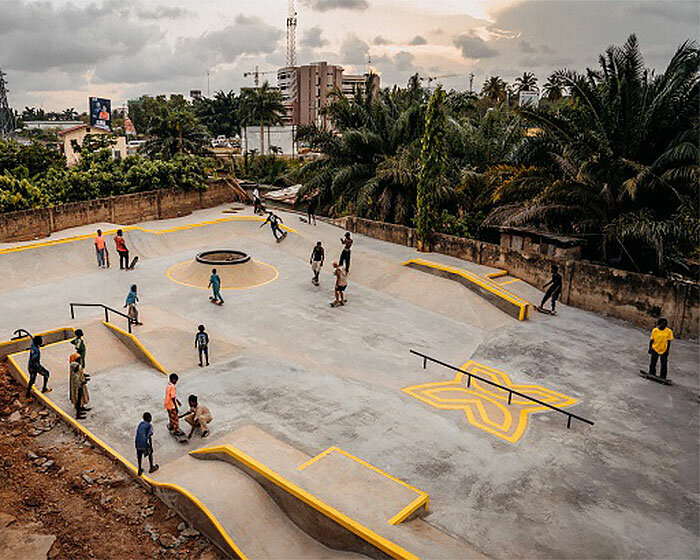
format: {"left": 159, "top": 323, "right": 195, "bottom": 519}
{"left": 514, "top": 72, "right": 538, "bottom": 93}
{"left": 142, "top": 95, "right": 210, "bottom": 159}
{"left": 541, "top": 74, "right": 564, "bottom": 102}
{"left": 492, "top": 35, "right": 699, "bottom": 273}
{"left": 193, "top": 90, "right": 240, "bottom": 138}
{"left": 238, "top": 82, "right": 285, "bottom": 155}
{"left": 481, "top": 76, "right": 508, "bottom": 102}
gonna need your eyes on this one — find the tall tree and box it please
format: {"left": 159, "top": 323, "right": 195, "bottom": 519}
{"left": 140, "top": 95, "right": 209, "bottom": 159}
{"left": 238, "top": 82, "right": 285, "bottom": 155}
{"left": 481, "top": 76, "right": 508, "bottom": 102}
{"left": 541, "top": 73, "right": 564, "bottom": 101}
{"left": 514, "top": 71, "right": 538, "bottom": 93}
{"left": 194, "top": 90, "right": 241, "bottom": 138}
{"left": 416, "top": 86, "right": 448, "bottom": 250}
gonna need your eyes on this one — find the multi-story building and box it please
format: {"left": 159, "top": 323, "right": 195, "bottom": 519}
{"left": 277, "top": 61, "right": 380, "bottom": 128}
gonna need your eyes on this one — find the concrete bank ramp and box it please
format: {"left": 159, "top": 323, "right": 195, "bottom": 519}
{"left": 183, "top": 426, "right": 484, "bottom": 560}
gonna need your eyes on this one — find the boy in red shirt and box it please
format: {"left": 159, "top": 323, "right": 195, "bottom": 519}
{"left": 164, "top": 374, "right": 185, "bottom": 436}
{"left": 114, "top": 229, "right": 129, "bottom": 270}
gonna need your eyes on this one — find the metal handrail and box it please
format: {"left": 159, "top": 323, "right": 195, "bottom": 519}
{"left": 69, "top": 303, "right": 134, "bottom": 333}
{"left": 11, "top": 328, "right": 33, "bottom": 340}
{"left": 410, "top": 349, "right": 594, "bottom": 429}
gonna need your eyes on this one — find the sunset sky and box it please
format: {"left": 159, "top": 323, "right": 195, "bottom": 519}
{"left": 1, "top": 0, "right": 697, "bottom": 111}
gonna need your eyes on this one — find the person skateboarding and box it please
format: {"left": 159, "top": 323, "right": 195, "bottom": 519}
{"left": 71, "top": 328, "right": 86, "bottom": 369}
{"left": 180, "top": 395, "right": 213, "bottom": 439}
{"left": 331, "top": 261, "right": 348, "bottom": 307}
{"left": 165, "top": 374, "right": 185, "bottom": 438}
{"left": 642, "top": 318, "right": 674, "bottom": 382}
{"left": 540, "top": 265, "right": 563, "bottom": 314}
{"left": 339, "top": 232, "right": 353, "bottom": 273}
{"left": 310, "top": 241, "right": 325, "bottom": 285}
{"left": 260, "top": 211, "right": 286, "bottom": 242}
{"left": 208, "top": 269, "right": 224, "bottom": 305}
{"left": 135, "top": 412, "right": 159, "bottom": 476}
{"left": 124, "top": 284, "right": 143, "bottom": 325}
{"left": 94, "top": 229, "right": 107, "bottom": 268}
{"left": 26, "top": 335, "right": 51, "bottom": 398}
{"left": 114, "top": 229, "right": 130, "bottom": 270}
{"left": 195, "top": 325, "right": 210, "bottom": 367}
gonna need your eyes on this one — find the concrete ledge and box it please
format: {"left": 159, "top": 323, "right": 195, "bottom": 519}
{"left": 191, "top": 444, "right": 418, "bottom": 560}
{"left": 297, "top": 446, "right": 429, "bottom": 525}
{"left": 404, "top": 259, "right": 530, "bottom": 321}
{"left": 3, "top": 349, "right": 246, "bottom": 560}
{"left": 102, "top": 321, "right": 168, "bottom": 375}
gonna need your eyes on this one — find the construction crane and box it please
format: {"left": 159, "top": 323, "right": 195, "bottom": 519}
{"left": 286, "top": 0, "right": 297, "bottom": 68}
{"left": 420, "top": 74, "right": 458, "bottom": 88}
{"left": 243, "top": 65, "right": 276, "bottom": 87}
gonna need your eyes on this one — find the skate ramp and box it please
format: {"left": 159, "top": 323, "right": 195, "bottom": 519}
{"left": 167, "top": 258, "right": 278, "bottom": 290}
{"left": 116, "top": 305, "right": 243, "bottom": 373}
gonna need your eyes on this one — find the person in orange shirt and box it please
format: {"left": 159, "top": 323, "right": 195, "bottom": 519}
{"left": 94, "top": 229, "right": 107, "bottom": 268}
{"left": 164, "top": 374, "right": 184, "bottom": 436}
{"left": 114, "top": 229, "right": 129, "bottom": 270}
{"left": 647, "top": 318, "right": 674, "bottom": 380}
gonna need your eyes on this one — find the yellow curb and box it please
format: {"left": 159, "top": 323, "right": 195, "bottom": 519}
{"left": 101, "top": 321, "right": 168, "bottom": 375}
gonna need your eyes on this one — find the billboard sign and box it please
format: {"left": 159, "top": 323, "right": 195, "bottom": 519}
{"left": 89, "top": 97, "right": 111, "bottom": 131}
{"left": 518, "top": 90, "right": 539, "bottom": 108}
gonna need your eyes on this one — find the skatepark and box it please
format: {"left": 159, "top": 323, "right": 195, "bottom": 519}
{"left": 1, "top": 204, "right": 698, "bottom": 559}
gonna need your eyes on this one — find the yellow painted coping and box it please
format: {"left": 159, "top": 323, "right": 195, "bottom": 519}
{"left": 403, "top": 258, "right": 531, "bottom": 321}
{"left": 191, "top": 444, "right": 418, "bottom": 560}
{"left": 0, "top": 327, "right": 75, "bottom": 356}
{"left": 4, "top": 346, "right": 246, "bottom": 560}
{"left": 101, "top": 321, "right": 168, "bottom": 375}
{"left": 297, "top": 446, "right": 429, "bottom": 525}
{"left": 484, "top": 270, "right": 508, "bottom": 279}
{"left": 0, "top": 215, "right": 296, "bottom": 256}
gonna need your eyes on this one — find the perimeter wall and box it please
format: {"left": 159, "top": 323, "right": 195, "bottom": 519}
{"left": 338, "top": 217, "right": 698, "bottom": 339}
{"left": 0, "top": 180, "right": 238, "bottom": 243}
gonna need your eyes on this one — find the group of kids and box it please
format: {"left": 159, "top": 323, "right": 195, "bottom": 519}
{"left": 23, "top": 203, "right": 667, "bottom": 478}
{"left": 25, "top": 325, "right": 216, "bottom": 477}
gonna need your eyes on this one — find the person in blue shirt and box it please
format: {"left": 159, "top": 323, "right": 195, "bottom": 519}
{"left": 135, "top": 412, "right": 159, "bottom": 476}
{"left": 208, "top": 269, "right": 224, "bottom": 305}
{"left": 194, "top": 325, "right": 210, "bottom": 367}
{"left": 124, "top": 284, "right": 143, "bottom": 325}
{"left": 26, "top": 335, "right": 51, "bottom": 398}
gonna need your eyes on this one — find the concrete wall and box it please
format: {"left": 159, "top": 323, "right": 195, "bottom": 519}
{"left": 0, "top": 180, "right": 238, "bottom": 243}
{"left": 340, "top": 217, "right": 699, "bottom": 339}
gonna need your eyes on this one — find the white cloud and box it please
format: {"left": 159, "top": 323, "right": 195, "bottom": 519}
{"left": 453, "top": 32, "right": 499, "bottom": 59}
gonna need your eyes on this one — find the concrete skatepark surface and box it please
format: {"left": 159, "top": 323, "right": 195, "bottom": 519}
{"left": 1, "top": 205, "right": 698, "bottom": 559}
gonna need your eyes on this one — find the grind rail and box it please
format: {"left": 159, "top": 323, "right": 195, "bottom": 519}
{"left": 69, "top": 303, "right": 134, "bottom": 333}
{"left": 410, "top": 349, "right": 594, "bottom": 429}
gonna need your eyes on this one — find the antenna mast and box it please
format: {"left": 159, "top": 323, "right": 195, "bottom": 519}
{"left": 0, "top": 69, "right": 14, "bottom": 140}
{"left": 286, "top": 0, "right": 297, "bottom": 67}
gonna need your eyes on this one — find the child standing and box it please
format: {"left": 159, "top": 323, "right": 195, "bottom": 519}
{"left": 164, "top": 374, "right": 184, "bottom": 436}
{"left": 208, "top": 269, "right": 224, "bottom": 305}
{"left": 195, "top": 325, "right": 210, "bottom": 367}
{"left": 26, "top": 336, "right": 51, "bottom": 398}
{"left": 135, "top": 412, "right": 159, "bottom": 476}
{"left": 94, "top": 229, "right": 107, "bottom": 268}
{"left": 339, "top": 232, "right": 353, "bottom": 273}
{"left": 71, "top": 328, "right": 86, "bottom": 369}
{"left": 310, "top": 241, "right": 325, "bottom": 285}
{"left": 646, "top": 318, "right": 674, "bottom": 380}
{"left": 69, "top": 355, "right": 90, "bottom": 419}
{"left": 331, "top": 261, "right": 348, "bottom": 307}
{"left": 540, "top": 265, "right": 563, "bottom": 314}
{"left": 114, "top": 229, "right": 130, "bottom": 270}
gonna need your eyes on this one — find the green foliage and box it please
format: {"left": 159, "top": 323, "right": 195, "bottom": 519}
{"left": 238, "top": 82, "right": 285, "bottom": 154}
{"left": 194, "top": 90, "right": 241, "bottom": 138}
{"left": 0, "top": 139, "right": 65, "bottom": 177}
{"left": 416, "top": 87, "right": 447, "bottom": 248}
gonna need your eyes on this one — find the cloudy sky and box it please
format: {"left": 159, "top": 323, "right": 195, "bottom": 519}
{"left": 1, "top": 0, "right": 697, "bottom": 111}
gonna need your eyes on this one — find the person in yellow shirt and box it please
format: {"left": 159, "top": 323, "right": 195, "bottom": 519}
{"left": 647, "top": 318, "right": 674, "bottom": 380}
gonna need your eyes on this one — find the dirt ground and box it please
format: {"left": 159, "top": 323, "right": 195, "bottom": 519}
{"left": 0, "top": 363, "right": 225, "bottom": 560}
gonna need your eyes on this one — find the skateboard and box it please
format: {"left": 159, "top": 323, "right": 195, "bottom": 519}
{"left": 105, "top": 248, "right": 110, "bottom": 268}
{"left": 329, "top": 300, "right": 346, "bottom": 307}
{"left": 638, "top": 370, "right": 673, "bottom": 385}
{"left": 276, "top": 231, "right": 288, "bottom": 243}
{"left": 209, "top": 296, "right": 224, "bottom": 306}
{"left": 169, "top": 430, "right": 189, "bottom": 443}
{"left": 128, "top": 256, "right": 139, "bottom": 270}
{"left": 299, "top": 216, "right": 308, "bottom": 223}
{"left": 535, "top": 306, "right": 556, "bottom": 315}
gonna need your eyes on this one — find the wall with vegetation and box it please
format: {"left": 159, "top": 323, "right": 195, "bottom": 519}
{"left": 341, "top": 216, "right": 698, "bottom": 339}
{"left": 0, "top": 180, "right": 237, "bottom": 243}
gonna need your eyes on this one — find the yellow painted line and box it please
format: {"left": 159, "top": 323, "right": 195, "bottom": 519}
{"left": 485, "top": 270, "right": 507, "bottom": 279}
{"left": 297, "top": 446, "right": 429, "bottom": 525}
{"left": 5, "top": 351, "right": 246, "bottom": 560}
{"left": 0, "top": 216, "right": 296, "bottom": 256}
{"left": 191, "top": 444, "right": 418, "bottom": 560}
{"left": 166, "top": 260, "right": 279, "bottom": 291}
{"left": 403, "top": 258, "right": 531, "bottom": 320}
{"left": 499, "top": 278, "right": 520, "bottom": 286}
{"left": 101, "top": 321, "right": 168, "bottom": 375}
